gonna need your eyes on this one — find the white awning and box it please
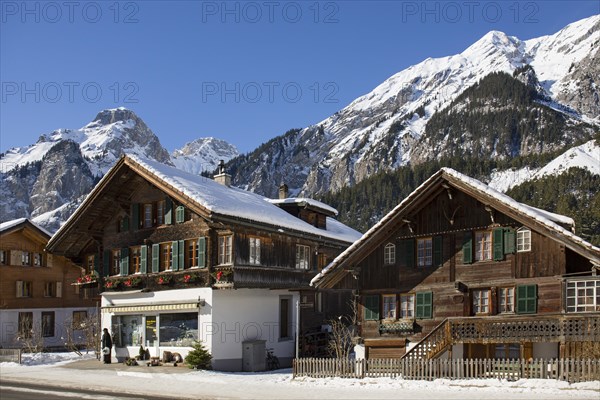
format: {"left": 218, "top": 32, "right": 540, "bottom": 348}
{"left": 102, "top": 302, "right": 200, "bottom": 314}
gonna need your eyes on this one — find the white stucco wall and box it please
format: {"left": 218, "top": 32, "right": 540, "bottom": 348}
{"left": 101, "top": 287, "right": 297, "bottom": 370}
{"left": 0, "top": 307, "right": 98, "bottom": 349}
{"left": 210, "top": 289, "right": 298, "bottom": 366}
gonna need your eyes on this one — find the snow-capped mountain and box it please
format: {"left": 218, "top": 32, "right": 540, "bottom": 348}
{"left": 0, "top": 108, "right": 236, "bottom": 232}
{"left": 172, "top": 137, "right": 239, "bottom": 175}
{"left": 228, "top": 15, "right": 600, "bottom": 197}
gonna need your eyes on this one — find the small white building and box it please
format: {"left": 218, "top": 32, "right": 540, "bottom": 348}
{"left": 48, "top": 155, "right": 361, "bottom": 369}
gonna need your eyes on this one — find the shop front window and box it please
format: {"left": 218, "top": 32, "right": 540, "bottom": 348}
{"left": 158, "top": 313, "right": 198, "bottom": 347}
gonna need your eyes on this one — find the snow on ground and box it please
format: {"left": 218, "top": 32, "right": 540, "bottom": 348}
{"left": 1, "top": 352, "right": 598, "bottom": 400}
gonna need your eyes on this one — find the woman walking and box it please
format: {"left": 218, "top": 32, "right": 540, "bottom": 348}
{"left": 101, "top": 328, "right": 112, "bottom": 364}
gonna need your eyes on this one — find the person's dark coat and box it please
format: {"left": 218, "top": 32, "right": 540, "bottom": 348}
{"left": 101, "top": 329, "right": 112, "bottom": 363}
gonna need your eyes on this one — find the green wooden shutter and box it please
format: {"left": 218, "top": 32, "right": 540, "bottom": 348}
{"left": 152, "top": 244, "right": 160, "bottom": 273}
{"left": 198, "top": 237, "right": 206, "bottom": 268}
{"left": 102, "top": 250, "right": 110, "bottom": 277}
{"left": 171, "top": 241, "right": 179, "bottom": 271}
{"left": 164, "top": 198, "right": 173, "bottom": 225}
{"left": 121, "top": 216, "right": 129, "bottom": 232}
{"left": 493, "top": 227, "right": 504, "bottom": 261}
{"left": 176, "top": 206, "right": 185, "bottom": 223}
{"left": 364, "top": 295, "right": 379, "bottom": 321}
{"left": 416, "top": 291, "right": 433, "bottom": 319}
{"left": 178, "top": 240, "right": 185, "bottom": 270}
{"left": 462, "top": 232, "right": 473, "bottom": 264}
{"left": 401, "top": 238, "right": 415, "bottom": 267}
{"left": 94, "top": 253, "right": 100, "bottom": 275}
{"left": 140, "top": 245, "right": 147, "bottom": 274}
{"left": 504, "top": 228, "right": 516, "bottom": 254}
{"left": 131, "top": 204, "right": 140, "bottom": 230}
{"left": 433, "top": 236, "right": 443, "bottom": 267}
{"left": 516, "top": 284, "right": 537, "bottom": 314}
{"left": 120, "top": 248, "right": 129, "bottom": 276}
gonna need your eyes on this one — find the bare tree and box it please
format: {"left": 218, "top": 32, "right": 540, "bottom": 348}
{"left": 327, "top": 297, "right": 358, "bottom": 359}
{"left": 62, "top": 313, "right": 101, "bottom": 358}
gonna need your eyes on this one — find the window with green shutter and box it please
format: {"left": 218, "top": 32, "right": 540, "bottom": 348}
{"left": 140, "top": 246, "right": 147, "bottom": 274}
{"left": 151, "top": 244, "right": 160, "bottom": 273}
{"left": 516, "top": 284, "right": 537, "bottom": 314}
{"left": 493, "top": 227, "right": 504, "bottom": 261}
{"left": 433, "top": 236, "right": 443, "bottom": 267}
{"left": 164, "top": 198, "right": 173, "bottom": 225}
{"left": 364, "top": 295, "right": 380, "bottom": 321}
{"left": 120, "top": 248, "right": 129, "bottom": 276}
{"left": 198, "top": 237, "right": 206, "bottom": 268}
{"left": 504, "top": 228, "right": 516, "bottom": 254}
{"left": 415, "top": 291, "right": 433, "bottom": 319}
{"left": 399, "top": 238, "right": 415, "bottom": 267}
{"left": 171, "top": 241, "right": 179, "bottom": 271}
{"left": 462, "top": 232, "right": 473, "bottom": 264}
{"left": 102, "top": 250, "right": 110, "bottom": 277}
{"left": 131, "top": 204, "right": 140, "bottom": 230}
{"left": 178, "top": 240, "right": 185, "bottom": 271}
{"left": 176, "top": 206, "right": 185, "bottom": 223}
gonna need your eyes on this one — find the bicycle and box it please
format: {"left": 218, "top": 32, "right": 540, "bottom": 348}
{"left": 266, "top": 348, "right": 280, "bottom": 370}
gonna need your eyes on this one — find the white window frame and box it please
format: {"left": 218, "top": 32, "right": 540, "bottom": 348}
{"left": 16, "top": 281, "right": 32, "bottom": 298}
{"left": 498, "top": 287, "right": 515, "bottom": 313}
{"left": 566, "top": 279, "right": 600, "bottom": 313}
{"left": 417, "top": 238, "right": 433, "bottom": 267}
{"left": 472, "top": 289, "right": 490, "bottom": 314}
{"left": 44, "top": 281, "right": 56, "bottom": 297}
{"left": 296, "top": 244, "right": 310, "bottom": 270}
{"left": 475, "top": 231, "right": 492, "bottom": 261}
{"left": 400, "top": 294, "right": 415, "bottom": 319}
{"left": 249, "top": 237, "right": 261, "bottom": 265}
{"left": 143, "top": 203, "right": 153, "bottom": 228}
{"left": 383, "top": 243, "right": 395, "bottom": 265}
{"left": 21, "top": 251, "right": 31, "bottom": 266}
{"left": 218, "top": 235, "right": 233, "bottom": 265}
{"left": 517, "top": 228, "right": 531, "bottom": 252}
{"left": 382, "top": 294, "right": 397, "bottom": 319}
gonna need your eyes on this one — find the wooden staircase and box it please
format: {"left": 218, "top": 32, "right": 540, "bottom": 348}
{"left": 401, "top": 318, "right": 452, "bottom": 360}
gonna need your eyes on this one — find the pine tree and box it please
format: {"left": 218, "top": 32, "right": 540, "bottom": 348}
{"left": 185, "top": 341, "right": 212, "bottom": 370}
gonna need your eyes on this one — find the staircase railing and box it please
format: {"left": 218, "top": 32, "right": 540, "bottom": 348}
{"left": 402, "top": 318, "right": 452, "bottom": 360}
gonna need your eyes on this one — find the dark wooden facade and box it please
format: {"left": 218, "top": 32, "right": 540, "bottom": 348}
{"left": 315, "top": 169, "right": 600, "bottom": 360}
{"left": 46, "top": 156, "right": 358, "bottom": 356}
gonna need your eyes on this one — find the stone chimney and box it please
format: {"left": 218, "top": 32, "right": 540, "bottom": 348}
{"left": 214, "top": 160, "right": 231, "bottom": 187}
{"left": 278, "top": 183, "right": 289, "bottom": 199}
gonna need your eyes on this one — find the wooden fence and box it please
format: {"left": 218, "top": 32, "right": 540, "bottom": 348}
{"left": 0, "top": 348, "right": 22, "bottom": 364}
{"left": 293, "top": 358, "right": 600, "bottom": 382}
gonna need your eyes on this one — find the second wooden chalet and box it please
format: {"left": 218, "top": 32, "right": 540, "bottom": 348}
{"left": 312, "top": 168, "right": 600, "bottom": 361}
{"left": 46, "top": 155, "right": 361, "bottom": 370}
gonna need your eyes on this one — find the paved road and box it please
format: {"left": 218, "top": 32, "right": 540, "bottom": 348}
{"left": 0, "top": 380, "right": 178, "bottom": 400}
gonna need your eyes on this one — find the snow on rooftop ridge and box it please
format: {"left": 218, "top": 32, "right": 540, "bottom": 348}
{"left": 126, "top": 155, "right": 360, "bottom": 243}
{"left": 440, "top": 168, "right": 598, "bottom": 253}
{"left": 0, "top": 217, "right": 52, "bottom": 237}
{"left": 268, "top": 198, "right": 338, "bottom": 216}
{"left": 312, "top": 166, "right": 599, "bottom": 287}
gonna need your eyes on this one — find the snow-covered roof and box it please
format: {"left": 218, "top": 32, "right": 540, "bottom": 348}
{"left": 52, "top": 154, "right": 360, "bottom": 245}
{"left": 127, "top": 155, "right": 360, "bottom": 242}
{"left": 312, "top": 167, "right": 600, "bottom": 287}
{"left": 0, "top": 217, "right": 52, "bottom": 237}
{"left": 268, "top": 198, "right": 338, "bottom": 216}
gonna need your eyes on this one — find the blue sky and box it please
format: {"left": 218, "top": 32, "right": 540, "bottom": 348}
{"left": 1, "top": 1, "right": 598, "bottom": 154}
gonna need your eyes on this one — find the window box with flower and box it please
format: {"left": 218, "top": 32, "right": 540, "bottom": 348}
{"left": 73, "top": 271, "right": 99, "bottom": 286}
{"left": 156, "top": 275, "right": 173, "bottom": 285}
{"left": 211, "top": 270, "right": 233, "bottom": 288}
{"left": 123, "top": 276, "right": 142, "bottom": 288}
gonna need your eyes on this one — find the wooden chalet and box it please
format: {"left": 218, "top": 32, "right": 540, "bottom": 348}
{"left": 46, "top": 155, "right": 361, "bottom": 370}
{"left": 312, "top": 168, "right": 600, "bottom": 361}
{"left": 0, "top": 218, "right": 97, "bottom": 349}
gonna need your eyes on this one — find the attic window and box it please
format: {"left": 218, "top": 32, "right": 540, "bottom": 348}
{"left": 517, "top": 228, "right": 531, "bottom": 252}
{"left": 384, "top": 243, "right": 395, "bottom": 265}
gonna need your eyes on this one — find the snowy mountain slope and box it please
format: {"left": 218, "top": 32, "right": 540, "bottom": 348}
{"left": 227, "top": 15, "right": 600, "bottom": 197}
{"left": 487, "top": 139, "right": 600, "bottom": 192}
{"left": 171, "top": 137, "right": 239, "bottom": 175}
{"left": 1, "top": 108, "right": 172, "bottom": 177}
{"left": 0, "top": 108, "right": 237, "bottom": 232}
